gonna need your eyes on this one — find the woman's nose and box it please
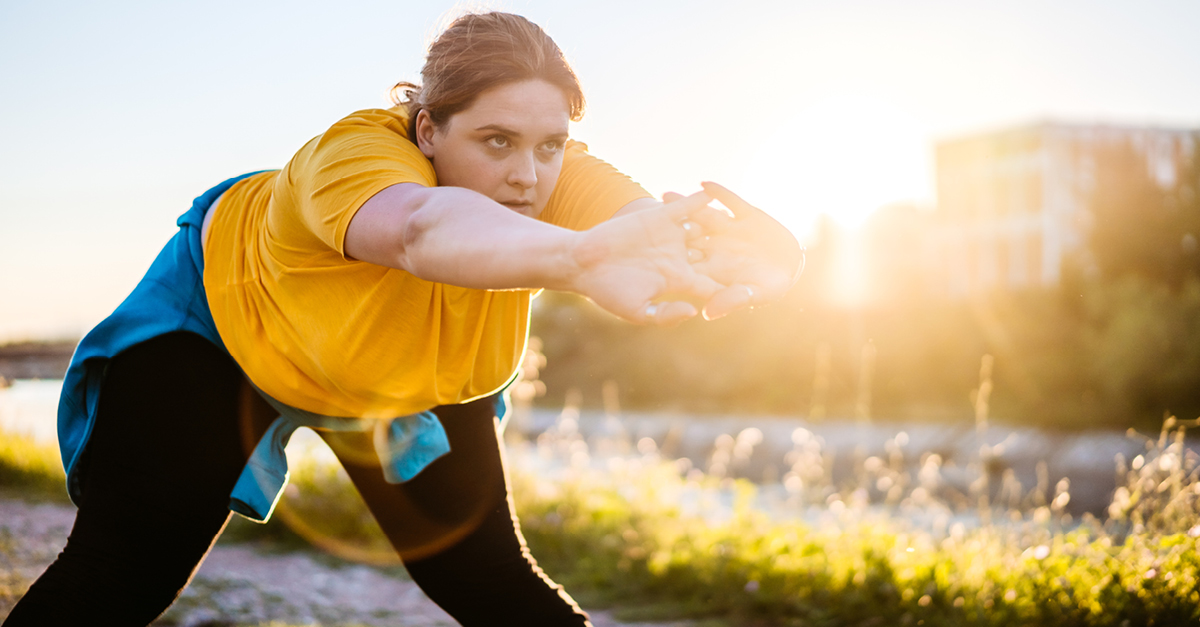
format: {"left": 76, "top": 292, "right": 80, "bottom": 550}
{"left": 507, "top": 152, "right": 537, "bottom": 189}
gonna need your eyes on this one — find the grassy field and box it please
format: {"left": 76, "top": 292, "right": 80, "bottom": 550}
{"left": 0, "top": 429, "right": 69, "bottom": 502}
{"left": 2, "top": 417, "right": 1198, "bottom": 626}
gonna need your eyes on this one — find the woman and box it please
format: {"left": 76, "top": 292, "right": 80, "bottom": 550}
{"left": 5, "top": 11, "right": 801, "bottom": 627}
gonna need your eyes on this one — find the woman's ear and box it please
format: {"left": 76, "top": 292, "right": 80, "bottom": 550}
{"left": 414, "top": 110, "right": 437, "bottom": 159}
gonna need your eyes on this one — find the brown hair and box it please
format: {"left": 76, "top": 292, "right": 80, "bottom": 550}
{"left": 392, "top": 12, "right": 585, "bottom": 139}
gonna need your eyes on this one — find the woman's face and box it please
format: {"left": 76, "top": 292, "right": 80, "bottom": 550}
{"left": 415, "top": 79, "right": 570, "bottom": 219}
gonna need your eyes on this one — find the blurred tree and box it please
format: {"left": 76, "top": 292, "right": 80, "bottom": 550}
{"left": 1083, "top": 277, "right": 1200, "bottom": 421}
{"left": 523, "top": 132, "right": 1200, "bottom": 431}
{"left": 1087, "top": 133, "right": 1200, "bottom": 287}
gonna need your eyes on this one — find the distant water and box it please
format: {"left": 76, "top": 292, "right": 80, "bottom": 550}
{"left": 3, "top": 379, "right": 1187, "bottom": 518}
{"left": 0, "top": 378, "right": 331, "bottom": 465}
{"left": 0, "top": 379, "right": 61, "bottom": 443}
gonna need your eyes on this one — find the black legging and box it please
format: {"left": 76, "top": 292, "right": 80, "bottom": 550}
{"left": 5, "top": 332, "right": 589, "bottom": 626}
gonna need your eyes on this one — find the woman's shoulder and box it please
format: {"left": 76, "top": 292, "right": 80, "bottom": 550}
{"left": 324, "top": 105, "right": 413, "bottom": 141}
{"left": 283, "top": 103, "right": 431, "bottom": 187}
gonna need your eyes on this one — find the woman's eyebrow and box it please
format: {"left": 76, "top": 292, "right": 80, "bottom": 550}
{"left": 475, "top": 123, "right": 521, "bottom": 136}
{"left": 474, "top": 124, "right": 569, "bottom": 141}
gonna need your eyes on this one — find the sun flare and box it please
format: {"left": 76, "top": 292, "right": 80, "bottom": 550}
{"left": 735, "top": 95, "right": 931, "bottom": 240}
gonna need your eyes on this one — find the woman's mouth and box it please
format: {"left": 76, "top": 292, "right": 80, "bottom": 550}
{"left": 500, "top": 200, "right": 533, "bottom": 212}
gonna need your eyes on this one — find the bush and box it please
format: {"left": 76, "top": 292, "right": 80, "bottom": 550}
{"left": 511, "top": 420, "right": 1200, "bottom": 626}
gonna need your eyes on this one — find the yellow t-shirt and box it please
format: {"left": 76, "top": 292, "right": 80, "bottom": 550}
{"left": 203, "top": 106, "right": 650, "bottom": 418}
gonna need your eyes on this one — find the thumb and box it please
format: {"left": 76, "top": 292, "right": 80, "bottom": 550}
{"left": 647, "top": 300, "right": 700, "bottom": 327}
{"left": 702, "top": 284, "right": 755, "bottom": 321}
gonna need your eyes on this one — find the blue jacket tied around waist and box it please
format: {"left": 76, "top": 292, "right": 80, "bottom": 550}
{"left": 57, "top": 173, "right": 503, "bottom": 522}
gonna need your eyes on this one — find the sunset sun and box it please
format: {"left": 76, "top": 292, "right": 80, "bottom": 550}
{"left": 735, "top": 95, "right": 932, "bottom": 239}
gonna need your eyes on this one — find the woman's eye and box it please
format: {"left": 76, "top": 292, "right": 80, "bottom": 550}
{"left": 486, "top": 136, "right": 509, "bottom": 149}
{"left": 540, "top": 140, "right": 564, "bottom": 152}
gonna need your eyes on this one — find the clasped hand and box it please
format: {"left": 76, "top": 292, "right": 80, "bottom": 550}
{"left": 571, "top": 183, "right": 804, "bottom": 325}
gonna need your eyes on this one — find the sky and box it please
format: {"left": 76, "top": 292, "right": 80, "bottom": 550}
{"left": 2, "top": 0, "right": 1199, "bottom": 341}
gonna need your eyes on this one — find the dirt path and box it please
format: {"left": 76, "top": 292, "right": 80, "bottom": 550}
{"left": 0, "top": 497, "right": 691, "bottom": 626}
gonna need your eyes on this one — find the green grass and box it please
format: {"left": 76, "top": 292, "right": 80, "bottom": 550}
{"left": 514, "top": 464, "right": 1200, "bottom": 626}
{"left": 2, "top": 418, "right": 1198, "bottom": 626}
{"left": 0, "top": 430, "right": 68, "bottom": 502}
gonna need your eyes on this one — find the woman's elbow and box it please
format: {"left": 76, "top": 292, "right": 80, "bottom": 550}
{"left": 345, "top": 183, "right": 431, "bottom": 271}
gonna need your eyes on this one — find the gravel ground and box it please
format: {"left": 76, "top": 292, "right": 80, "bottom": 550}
{"left": 0, "top": 497, "right": 693, "bottom": 627}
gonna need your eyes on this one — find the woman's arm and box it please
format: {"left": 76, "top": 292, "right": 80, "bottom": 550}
{"left": 346, "top": 183, "right": 577, "bottom": 290}
{"left": 610, "top": 197, "right": 662, "bottom": 218}
{"left": 344, "top": 183, "right": 723, "bottom": 325}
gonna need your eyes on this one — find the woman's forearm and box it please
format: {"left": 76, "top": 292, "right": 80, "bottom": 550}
{"left": 347, "top": 182, "right": 723, "bottom": 324}
{"left": 345, "top": 183, "right": 583, "bottom": 291}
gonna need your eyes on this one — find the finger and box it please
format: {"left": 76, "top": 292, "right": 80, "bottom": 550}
{"left": 653, "top": 300, "right": 699, "bottom": 326}
{"left": 679, "top": 219, "right": 705, "bottom": 242}
{"left": 701, "top": 181, "right": 805, "bottom": 282}
{"left": 683, "top": 206, "right": 740, "bottom": 244}
{"left": 687, "top": 254, "right": 746, "bottom": 285}
{"left": 660, "top": 190, "right": 712, "bottom": 222}
{"left": 669, "top": 266, "right": 724, "bottom": 301}
{"left": 701, "top": 283, "right": 755, "bottom": 321}
{"left": 688, "top": 205, "right": 736, "bottom": 232}
{"left": 640, "top": 300, "right": 698, "bottom": 326}
{"left": 661, "top": 191, "right": 686, "bottom": 203}
{"left": 700, "top": 181, "right": 760, "bottom": 218}
{"left": 692, "top": 234, "right": 759, "bottom": 257}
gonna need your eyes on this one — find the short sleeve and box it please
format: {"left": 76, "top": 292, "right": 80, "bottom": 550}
{"left": 282, "top": 108, "right": 437, "bottom": 257}
{"left": 539, "top": 140, "right": 652, "bottom": 231}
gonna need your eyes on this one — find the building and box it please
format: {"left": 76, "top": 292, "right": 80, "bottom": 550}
{"left": 930, "top": 123, "right": 1197, "bottom": 296}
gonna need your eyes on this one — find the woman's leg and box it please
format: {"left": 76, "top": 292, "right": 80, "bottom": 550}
{"left": 323, "top": 397, "right": 591, "bottom": 627}
{"left": 4, "top": 332, "right": 273, "bottom": 626}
